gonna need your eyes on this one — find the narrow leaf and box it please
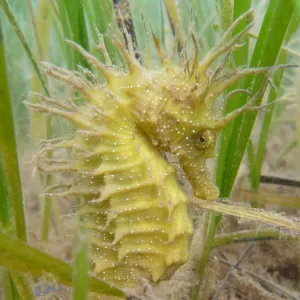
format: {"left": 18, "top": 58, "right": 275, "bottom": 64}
{"left": 0, "top": 14, "right": 26, "bottom": 241}
{"left": 213, "top": 229, "right": 300, "bottom": 247}
{"left": 9, "top": 271, "right": 35, "bottom": 300}
{"left": 215, "top": 0, "right": 252, "bottom": 193}
{"left": 0, "top": 269, "right": 14, "bottom": 300}
{"left": 220, "top": 0, "right": 296, "bottom": 197}
{"left": 198, "top": 199, "right": 300, "bottom": 234}
{"left": 0, "top": 0, "right": 49, "bottom": 96}
{"left": 0, "top": 232, "right": 125, "bottom": 298}
{"left": 72, "top": 221, "right": 89, "bottom": 300}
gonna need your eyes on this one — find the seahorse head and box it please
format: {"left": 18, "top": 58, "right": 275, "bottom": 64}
{"left": 130, "top": 11, "right": 278, "bottom": 200}
{"left": 136, "top": 63, "right": 222, "bottom": 200}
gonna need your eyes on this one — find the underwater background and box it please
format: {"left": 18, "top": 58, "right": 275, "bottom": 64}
{"left": 0, "top": 0, "right": 300, "bottom": 299}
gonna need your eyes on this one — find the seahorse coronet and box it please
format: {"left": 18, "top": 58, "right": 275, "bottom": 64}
{"left": 28, "top": 9, "right": 285, "bottom": 290}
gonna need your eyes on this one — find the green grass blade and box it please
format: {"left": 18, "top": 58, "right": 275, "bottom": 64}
{"left": 30, "top": 0, "right": 53, "bottom": 144}
{"left": 235, "top": 188, "right": 300, "bottom": 209}
{"left": 72, "top": 221, "right": 89, "bottom": 300}
{"left": 131, "top": 0, "right": 164, "bottom": 61}
{"left": 0, "top": 153, "right": 12, "bottom": 232}
{"left": 192, "top": 212, "right": 218, "bottom": 300}
{"left": 0, "top": 16, "right": 26, "bottom": 241}
{"left": 294, "top": 0, "right": 300, "bottom": 11}
{"left": 0, "top": 0, "right": 49, "bottom": 96}
{"left": 215, "top": 0, "right": 252, "bottom": 193}
{"left": 275, "top": 138, "right": 297, "bottom": 165}
{"left": 40, "top": 189, "right": 52, "bottom": 242}
{"left": 9, "top": 271, "right": 34, "bottom": 300}
{"left": 191, "top": 0, "right": 217, "bottom": 51}
{"left": 57, "top": 0, "right": 89, "bottom": 69}
{"left": 246, "top": 139, "right": 258, "bottom": 189}
{"left": 246, "top": 139, "right": 260, "bottom": 207}
{"left": 1, "top": 14, "right": 36, "bottom": 299}
{"left": 178, "top": 0, "right": 192, "bottom": 36}
{"left": 215, "top": 0, "right": 233, "bottom": 32}
{"left": 0, "top": 232, "right": 125, "bottom": 298}
{"left": 250, "top": 10, "right": 300, "bottom": 191}
{"left": 56, "top": 0, "right": 74, "bottom": 67}
{"left": 219, "top": 0, "right": 295, "bottom": 197}
{"left": 72, "top": 2, "right": 89, "bottom": 51}
{"left": 27, "top": 0, "right": 54, "bottom": 243}
{"left": 87, "top": 0, "right": 113, "bottom": 33}
{"left": 66, "top": 0, "right": 89, "bottom": 64}
{"left": 164, "top": 0, "right": 184, "bottom": 51}
{"left": 83, "top": 0, "right": 120, "bottom": 64}
{"left": 0, "top": 269, "right": 14, "bottom": 300}
{"left": 213, "top": 229, "right": 300, "bottom": 247}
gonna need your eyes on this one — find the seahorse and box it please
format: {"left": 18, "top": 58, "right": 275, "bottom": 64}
{"left": 27, "top": 9, "right": 287, "bottom": 290}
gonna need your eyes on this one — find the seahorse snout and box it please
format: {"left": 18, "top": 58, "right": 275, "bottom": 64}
{"left": 193, "top": 181, "right": 219, "bottom": 200}
{"left": 178, "top": 151, "right": 219, "bottom": 200}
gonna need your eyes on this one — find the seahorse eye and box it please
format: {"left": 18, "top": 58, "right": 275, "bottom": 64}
{"left": 199, "top": 135, "right": 206, "bottom": 143}
{"left": 194, "top": 128, "right": 215, "bottom": 150}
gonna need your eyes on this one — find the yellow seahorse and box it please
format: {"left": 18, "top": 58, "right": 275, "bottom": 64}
{"left": 27, "top": 9, "right": 288, "bottom": 289}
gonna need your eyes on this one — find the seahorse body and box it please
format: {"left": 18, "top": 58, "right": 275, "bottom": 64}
{"left": 29, "top": 9, "right": 276, "bottom": 290}
{"left": 71, "top": 85, "right": 194, "bottom": 286}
